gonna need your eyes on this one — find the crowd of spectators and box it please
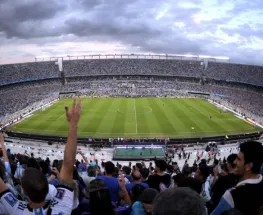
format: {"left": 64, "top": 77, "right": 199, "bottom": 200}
{"left": 63, "top": 59, "right": 202, "bottom": 78}
{"left": 206, "top": 62, "right": 263, "bottom": 86}
{"left": 1, "top": 99, "right": 263, "bottom": 215}
{"left": 0, "top": 80, "right": 61, "bottom": 123}
{"left": 0, "top": 62, "right": 58, "bottom": 85}
{"left": 1, "top": 59, "right": 262, "bottom": 86}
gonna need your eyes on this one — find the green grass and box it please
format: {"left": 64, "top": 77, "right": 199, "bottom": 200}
{"left": 9, "top": 98, "right": 260, "bottom": 138}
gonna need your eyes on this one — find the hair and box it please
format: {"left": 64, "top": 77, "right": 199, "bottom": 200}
{"left": 227, "top": 154, "right": 237, "bottom": 169}
{"left": 21, "top": 168, "right": 48, "bottom": 203}
{"left": 112, "top": 167, "right": 119, "bottom": 178}
{"left": 73, "top": 167, "right": 86, "bottom": 188}
{"left": 87, "top": 166, "right": 96, "bottom": 177}
{"left": 0, "top": 161, "right": 6, "bottom": 180}
{"left": 239, "top": 141, "right": 263, "bottom": 173}
{"left": 130, "top": 184, "right": 146, "bottom": 203}
{"left": 17, "top": 155, "right": 27, "bottom": 165}
{"left": 221, "top": 163, "right": 228, "bottom": 172}
{"left": 214, "top": 159, "right": 219, "bottom": 166}
{"left": 52, "top": 159, "right": 58, "bottom": 168}
{"left": 182, "top": 166, "right": 192, "bottom": 176}
{"left": 139, "top": 188, "right": 159, "bottom": 204}
{"left": 131, "top": 170, "right": 141, "bottom": 181}
{"left": 104, "top": 161, "right": 115, "bottom": 175}
{"left": 173, "top": 173, "right": 187, "bottom": 186}
{"left": 140, "top": 168, "right": 149, "bottom": 179}
{"left": 199, "top": 159, "right": 207, "bottom": 166}
{"left": 198, "top": 165, "right": 211, "bottom": 180}
{"left": 122, "top": 166, "right": 131, "bottom": 175}
{"left": 89, "top": 179, "right": 116, "bottom": 215}
{"left": 177, "top": 177, "right": 202, "bottom": 194}
{"left": 166, "top": 165, "right": 174, "bottom": 174}
{"left": 152, "top": 187, "right": 206, "bottom": 215}
{"left": 155, "top": 160, "right": 167, "bottom": 172}
{"left": 191, "top": 165, "right": 197, "bottom": 173}
{"left": 27, "top": 158, "right": 40, "bottom": 170}
{"left": 39, "top": 161, "right": 49, "bottom": 175}
{"left": 135, "top": 163, "right": 143, "bottom": 170}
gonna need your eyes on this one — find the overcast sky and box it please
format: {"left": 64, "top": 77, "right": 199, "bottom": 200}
{"left": 0, "top": 0, "right": 263, "bottom": 65}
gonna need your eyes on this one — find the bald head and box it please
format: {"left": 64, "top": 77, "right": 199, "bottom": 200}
{"left": 132, "top": 170, "right": 141, "bottom": 181}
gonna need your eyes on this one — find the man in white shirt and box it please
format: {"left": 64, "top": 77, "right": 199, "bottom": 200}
{"left": 82, "top": 166, "right": 96, "bottom": 188}
{"left": 0, "top": 98, "right": 82, "bottom": 215}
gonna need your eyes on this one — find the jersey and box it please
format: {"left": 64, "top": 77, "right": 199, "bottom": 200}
{"left": 0, "top": 185, "right": 74, "bottom": 215}
{"left": 211, "top": 175, "right": 263, "bottom": 215}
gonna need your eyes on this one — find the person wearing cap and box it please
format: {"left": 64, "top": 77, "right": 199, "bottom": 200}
{"left": 131, "top": 188, "right": 159, "bottom": 215}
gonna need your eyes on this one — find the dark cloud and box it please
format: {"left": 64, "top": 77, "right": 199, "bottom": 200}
{"left": 62, "top": 1, "right": 203, "bottom": 55}
{"left": 0, "top": 0, "right": 66, "bottom": 38}
{"left": 0, "top": 0, "right": 262, "bottom": 65}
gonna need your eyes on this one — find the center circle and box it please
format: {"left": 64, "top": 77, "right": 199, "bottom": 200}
{"left": 117, "top": 106, "right": 152, "bottom": 114}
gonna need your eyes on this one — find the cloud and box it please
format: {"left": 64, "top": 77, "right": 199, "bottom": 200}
{"left": 0, "top": 0, "right": 66, "bottom": 38}
{"left": 0, "top": 0, "right": 263, "bottom": 65}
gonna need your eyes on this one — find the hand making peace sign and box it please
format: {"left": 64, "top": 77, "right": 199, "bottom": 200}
{"left": 65, "top": 97, "right": 82, "bottom": 124}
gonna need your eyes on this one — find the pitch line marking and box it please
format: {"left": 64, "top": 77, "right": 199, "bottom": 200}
{"left": 134, "top": 99, "right": 138, "bottom": 134}
{"left": 117, "top": 106, "right": 152, "bottom": 114}
{"left": 13, "top": 127, "right": 257, "bottom": 135}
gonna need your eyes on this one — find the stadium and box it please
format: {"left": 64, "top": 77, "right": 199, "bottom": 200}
{"left": 1, "top": 55, "right": 262, "bottom": 140}
{"left": 0, "top": 54, "right": 263, "bottom": 214}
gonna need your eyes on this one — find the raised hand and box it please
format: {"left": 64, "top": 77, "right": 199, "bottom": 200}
{"left": 65, "top": 97, "right": 82, "bottom": 124}
{"left": 118, "top": 174, "right": 126, "bottom": 188}
{"left": 0, "top": 133, "right": 4, "bottom": 144}
{"left": 52, "top": 167, "right": 60, "bottom": 175}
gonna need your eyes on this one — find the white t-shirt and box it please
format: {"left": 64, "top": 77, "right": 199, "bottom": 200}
{"left": 82, "top": 175, "right": 96, "bottom": 188}
{"left": 0, "top": 185, "right": 74, "bottom": 215}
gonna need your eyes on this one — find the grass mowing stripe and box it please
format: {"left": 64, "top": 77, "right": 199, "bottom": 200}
{"left": 147, "top": 98, "right": 175, "bottom": 134}
{"left": 143, "top": 99, "right": 163, "bottom": 134}
{"left": 110, "top": 98, "right": 127, "bottom": 136}
{"left": 163, "top": 99, "right": 190, "bottom": 132}
{"left": 200, "top": 100, "right": 257, "bottom": 132}
{"left": 95, "top": 99, "right": 118, "bottom": 134}
{"left": 169, "top": 99, "right": 202, "bottom": 135}
{"left": 34, "top": 108, "right": 65, "bottom": 131}
{"left": 78, "top": 99, "right": 102, "bottom": 133}
{"left": 9, "top": 98, "right": 261, "bottom": 138}
{"left": 197, "top": 100, "right": 237, "bottom": 131}
{"left": 85, "top": 99, "right": 114, "bottom": 133}
{"left": 136, "top": 98, "right": 150, "bottom": 135}
{"left": 183, "top": 99, "right": 227, "bottom": 132}
{"left": 133, "top": 99, "right": 138, "bottom": 133}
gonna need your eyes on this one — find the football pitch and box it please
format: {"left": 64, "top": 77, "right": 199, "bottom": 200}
{"left": 9, "top": 98, "right": 260, "bottom": 138}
